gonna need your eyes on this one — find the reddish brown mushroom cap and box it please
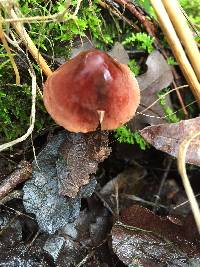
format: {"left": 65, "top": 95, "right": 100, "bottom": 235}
{"left": 43, "top": 49, "right": 140, "bottom": 133}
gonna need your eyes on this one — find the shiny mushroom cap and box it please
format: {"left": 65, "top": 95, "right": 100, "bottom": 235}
{"left": 43, "top": 49, "right": 140, "bottom": 133}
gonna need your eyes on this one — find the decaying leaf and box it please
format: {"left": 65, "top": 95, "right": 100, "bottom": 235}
{"left": 112, "top": 205, "right": 200, "bottom": 267}
{"left": 137, "top": 51, "right": 173, "bottom": 93}
{"left": 57, "top": 131, "right": 111, "bottom": 198}
{"left": 23, "top": 131, "right": 110, "bottom": 233}
{"left": 130, "top": 50, "right": 174, "bottom": 129}
{"left": 140, "top": 117, "right": 200, "bottom": 166}
{"left": 109, "top": 42, "right": 129, "bottom": 64}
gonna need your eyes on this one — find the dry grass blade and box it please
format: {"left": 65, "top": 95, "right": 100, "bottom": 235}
{"left": 162, "top": 0, "right": 200, "bottom": 82}
{"left": 178, "top": 131, "right": 200, "bottom": 233}
{"left": 0, "top": 2, "right": 53, "bottom": 77}
{"left": 149, "top": 0, "right": 200, "bottom": 102}
{"left": 137, "top": 84, "right": 189, "bottom": 115}
{"left": 0, "top": 19, "right": 20, "bottom": 85}
{"left": 1, "top": 1, "right": 71, "bottom": 24}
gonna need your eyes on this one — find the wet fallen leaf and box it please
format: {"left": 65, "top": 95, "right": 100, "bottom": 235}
{"left": 23, "top": 131, "right": 103, "bottom": 234}
{"left": 112, "top": 205, "right": 200, "bottom": 267}
{"left": 140, "top": 117, "right": 200, "bottom": 166}
{"left": 57, "top": 131, "right": 111, "bottom": 198}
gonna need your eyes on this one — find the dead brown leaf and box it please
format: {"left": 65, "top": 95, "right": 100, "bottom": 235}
{"left": 112, "top": 205, "right": 200, "bottom": 267}
{"left": 57, "top": 131, "right": 111, "bottom": 198}
{"left": 129, "top": 50, "right": 174, "bottom": 130}
{"left": 137, "top": 51, "right": 173, "bottom": 94}
{"left": 140, "top": 117, "right": 200, "bottom": 166}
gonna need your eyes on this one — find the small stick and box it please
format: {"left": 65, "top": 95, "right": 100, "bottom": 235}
{"left": 149, "top": 0, "right": 200, "bottom": 103}
{"left": 113, "top": 0, "right": 157, "bottom": 37}
{"left": 0, "top": 161, "right": 32, "bottom": 200}
{"left": 1, "top": 3, "right": 71, "bottom": 24}
{"left": 0, "top": 190, "right": 22, "bottom": 205}
{"left": 98, "top": 0, "right": 140, "bottom": 31}
{"left": 138, "top": 85, "right": 189, "bottom": 114}
{"left": 172, "top": 81, "right": 188, "bottom": 118}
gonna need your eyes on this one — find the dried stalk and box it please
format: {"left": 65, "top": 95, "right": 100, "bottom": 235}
{"left": 149, "top": 0, "right": 200, "bottom": 103}
{"left": 0, "top": 161, "right": 32, "bottom": 200}
{"left": 162, "top": 0, "right": 200, "bottom": 82}
{"left": 0, "top": 2, "right": 53, "bottom": 77}
{"left": 178, "top": 131, "right": 200, "bottom": 233}
{"left": 1, "top": 1, "right": 71, "bottom": 24}
{"left": 0, "top": 20, "right": 20, "bottom": 84}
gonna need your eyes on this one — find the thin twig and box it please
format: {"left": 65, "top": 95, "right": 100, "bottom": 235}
{"left": 173, "top": 193, "right": 200, "bottom": 210}
{"left": 0, "top": 203, "right": 35, "bottom": 221}
{"left": 98, "top": 0, "right": 140, "bottom": 31}
{"left": 76, "top": 251, "right": 95, "bottom": 267}
{"left": 0, "top": 161, "right": 32, "bottom": 200}
{"left": 0, "top": 190, "right": 22, "bottom": 205}
{"left": 172, "top": 81, "right": 188, "bottom": 117}
{"left": 153, "top": 158, "right": 173, "bottom": 212}
{"left": 73, "top": 0, "right": 83, "bottom": 16}
{"left": 122, "top": 194, "right": 167, "bottom": 209}
{"left": 137, "top": 99, "right": 197, "bottom": 120}
{"left": 113, "top": 0, "right": 157, "bottom": 37}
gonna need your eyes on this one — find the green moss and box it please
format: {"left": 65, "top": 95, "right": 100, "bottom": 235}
{"left": 128, "top": 59, "right": 141, "bottom": 76}
{"left": 179, "top": 0, "right": 200, "bottom": 25}
{"left": 0, "top": 83, "right": 52, "bottom": 143}
{"left": 114, "top": 126, "right": 149, "bottom": 150}
{"left": 122, "top": 32, "right": 154, "bottom": 53}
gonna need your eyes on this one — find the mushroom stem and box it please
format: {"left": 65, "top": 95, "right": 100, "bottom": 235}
{"left": 97, "top": 110, "right": 105, "bottom": 124}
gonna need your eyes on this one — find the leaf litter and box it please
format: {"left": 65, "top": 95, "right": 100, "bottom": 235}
{"left": 23, "top": 130, "right": 111, "bottom": 234}
{"left": 0, "top": 41, "right": 199, "bottom": 266}
{"left": 129, "top": 50, "right": 174, "bottom": 130}
{"left": 140, "top": 116, "right": 200, "bottom": 166}
{"left": 112, "top": 205, "right": 200, "bottom": 267}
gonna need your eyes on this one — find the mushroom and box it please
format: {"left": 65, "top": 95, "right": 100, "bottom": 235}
{"left": 43, "top": 49, "right": 140, "bottom": 133}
